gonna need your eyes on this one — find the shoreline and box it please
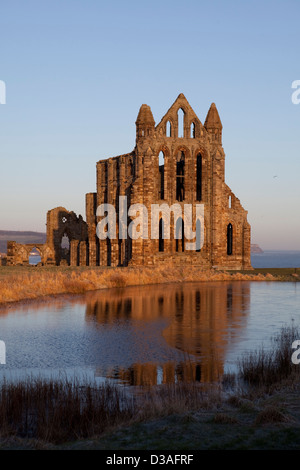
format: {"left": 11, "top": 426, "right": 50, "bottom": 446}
{"left": 0, "top": 265, "right": 299, "bottom": 310}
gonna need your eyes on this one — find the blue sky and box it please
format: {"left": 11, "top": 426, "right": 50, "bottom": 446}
{"left": 0, "top": 0, "right": 300, "bottom": 249}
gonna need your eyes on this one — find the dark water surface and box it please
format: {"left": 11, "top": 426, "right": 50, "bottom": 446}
{"left": 0, "top": 281, "right": 299, "bottom": 385}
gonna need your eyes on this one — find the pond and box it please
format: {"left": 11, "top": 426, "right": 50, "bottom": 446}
{"left": 0, "top": 281, "right": 299, "bottom": 385}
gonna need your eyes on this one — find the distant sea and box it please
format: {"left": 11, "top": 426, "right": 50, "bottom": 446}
{"left": 251, "top": 250, "right": 300, "bottom": 268}
{"left": 29, "top": 255, "right": 41, "bottom": 265}
{"left": 29, "top": 251, "right": 300, "bottom": 269}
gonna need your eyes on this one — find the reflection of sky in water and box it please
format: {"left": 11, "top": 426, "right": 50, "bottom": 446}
{"left": 0, "top": 281, "right": 299, "bottom": 385}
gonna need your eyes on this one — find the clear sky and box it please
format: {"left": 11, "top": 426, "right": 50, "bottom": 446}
{"left": 0, "top": 0, "right": 299, "bottom": 250}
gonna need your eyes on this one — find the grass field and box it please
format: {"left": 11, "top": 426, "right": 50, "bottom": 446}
{"left": 0, "top": 265, "right": 299, "bottom": 306}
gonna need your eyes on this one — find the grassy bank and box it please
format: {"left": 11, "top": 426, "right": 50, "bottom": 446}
{"left": 0, "top": 265, "right": 299, "bottom": 306}
{"left": 0, "top": 325, "right": 300, "bottom": 450}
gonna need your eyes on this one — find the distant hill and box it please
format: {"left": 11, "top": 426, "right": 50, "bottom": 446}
{"left": 0, "top": 231, "right": 46, "bottom": 253}
{"left": 251, "top": 244, "right": 264, "bottom": 254}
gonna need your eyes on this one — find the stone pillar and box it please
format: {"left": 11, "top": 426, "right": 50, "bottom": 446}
{"left": 210, "top": 150, "right": 224, "bottom": 266}
{"left": 242, "top": 222, "right": 252, "bottom": 269}
{"left": 6, "top": 241, "right": 16, "bottom": 266}
{"left": 86, "top": 193, "right": 97, "bottom": 227}
{"left": 79, "top": 241, "right": 87, "bottom": 266}
{"left": 89, "top": 240, "right": 97, "bottom": 266}
{"left": 70, "top": 240, "right": 79, "bottom": 266}
{"left": 100, "top": 239, "right": 108, "bottom": 266}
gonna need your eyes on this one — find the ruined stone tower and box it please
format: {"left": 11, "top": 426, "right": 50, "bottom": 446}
{"left": 85, "top": 93, "right": 252, "bottom": 269}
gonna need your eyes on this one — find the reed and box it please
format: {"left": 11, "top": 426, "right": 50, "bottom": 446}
{"left": 0, "top": 265, "right": 278, "bottom": 305}
{"left": 0, "top": 377, "right": 220, "bottom": 444}
{"left": 0, "top": 377, "right": 135, "bottom": 443}
{"left": 238, "top": 324, "right": 300, "bottom": 387}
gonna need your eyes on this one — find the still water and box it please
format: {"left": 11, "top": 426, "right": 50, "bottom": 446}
{"left": 0, "top": 281, "right": 299, "bottom": 385}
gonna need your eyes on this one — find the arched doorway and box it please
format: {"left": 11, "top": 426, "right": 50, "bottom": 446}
{"left": 29, "top": 247, "right": 42, "bottom": 265}
{"left": 61, "top": 233, "right": 70, "bottom": 264}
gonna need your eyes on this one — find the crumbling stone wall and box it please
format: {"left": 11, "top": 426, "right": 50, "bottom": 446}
{"left": 6, "top": 242, "right": 53, "bottom": 266}
{"left": 7, "top": 207, "right": 88, "bottom": 266}
{"left": 46, "top": 207, "right": 88, "bottom": 266}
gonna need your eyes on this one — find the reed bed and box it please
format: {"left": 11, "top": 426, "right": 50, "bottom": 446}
{"left": 0, "top": 377, "right": 220, "bottom": 444}
{"left": 0, "top": 377, "right": 135, "bottom": 443}
{"left": 0, "top": 265, "right": 277, "bottom": 305}
{"left": 238, "top": 324, "right": 300, "bottom": 388}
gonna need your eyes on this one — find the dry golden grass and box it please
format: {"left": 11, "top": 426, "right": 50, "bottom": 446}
{"left": 0, "top": 265, "right": 279, "bottom": 306}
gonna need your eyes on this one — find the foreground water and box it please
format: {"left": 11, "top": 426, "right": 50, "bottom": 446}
{"left": 0, "top": 281, "right": 299, "bottom": 386}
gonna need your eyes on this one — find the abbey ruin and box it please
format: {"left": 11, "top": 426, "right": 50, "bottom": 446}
{"left": 7, "top": 93, "right": 252, "bottom": 270}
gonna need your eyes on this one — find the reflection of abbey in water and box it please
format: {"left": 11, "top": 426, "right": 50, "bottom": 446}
{"left": 85, "top": 283, "right": 250, "bottom": 385}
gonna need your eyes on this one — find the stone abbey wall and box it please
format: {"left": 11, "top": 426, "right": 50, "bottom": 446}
{"left": 7, "top": 207, "right": 88, "bottom": 266}
{"left": 86, "top": 93, "right": 252, "bottom": 270}
{"left": 7, "top": 93, "right": 252, "bottom": 270}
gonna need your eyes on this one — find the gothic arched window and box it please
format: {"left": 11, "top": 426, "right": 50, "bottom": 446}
{"left": 227, "top": 223, "right": 233, "bottom": 255}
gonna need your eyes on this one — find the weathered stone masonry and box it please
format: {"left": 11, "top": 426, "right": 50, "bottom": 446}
{"left": 7, "top": 93, "right": 252, "bottom": 270}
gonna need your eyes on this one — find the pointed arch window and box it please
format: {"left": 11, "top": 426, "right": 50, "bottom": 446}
{"left": 178, "top": 108, "right": 184, "bottom": 138}
{"left": 176, "top": 151, "right": 185, "bottom": 201}
{"left": 175, "top": 217, "right": 184, "bottom": 252}
{"left": 159, "top": 151, "right": 165, "bottom": 200}
{"left": 196, "top": 219, "right": 201, "bottom": 252}
{"left": 166, "top": 121, "right": 172, "bottom": 137}
{"left": 159, "top": 218, "right": 164, "bottom": 252}
{"left": 227, "top": 223, "right": 233, "bottom": 255}
{"left": 196, "top": 153, "right": 202, "bottom": 201}
{"left": 191, "top": 122, "right": 195, "bottom": 138}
